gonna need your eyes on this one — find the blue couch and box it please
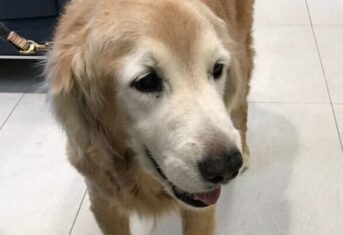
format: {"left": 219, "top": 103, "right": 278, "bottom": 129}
{"left": 0, "top": 0, "right": 68, "bottom": 57}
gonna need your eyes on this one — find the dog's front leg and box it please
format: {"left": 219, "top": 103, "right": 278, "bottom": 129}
{"left": 181, "top": 206, "right": 216, "bottom": 235}
{"left": 89, "top": 192, "right": 131, "bottom": 235}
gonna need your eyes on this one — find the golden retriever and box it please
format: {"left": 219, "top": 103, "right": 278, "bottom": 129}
{"left": 45, "top": 0, "right": 254, "bottom": 234}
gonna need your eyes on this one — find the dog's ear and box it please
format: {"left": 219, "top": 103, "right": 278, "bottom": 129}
{"left": 44, "top": 44, "right": 90, "bottom": 147}
{"left": 224, "top": 58, "right": 246, "bottom": 111}
{"left": 195, "top": 2, "right": 247, "bottom": 111}
{"left": 46, "top": 43, "right": 91, "bottom": 95}
{"left": 45, "top": 36, "right": 125, "bottom": 155}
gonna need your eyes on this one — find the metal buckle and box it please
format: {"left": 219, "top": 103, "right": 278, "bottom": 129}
{"left": 19, "top": 40, "right": 52, "bottom": 55}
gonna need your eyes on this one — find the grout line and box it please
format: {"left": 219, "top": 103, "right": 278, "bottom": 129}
{"left": 0, "top": 80, "right": 35, "bottom": 131}
{"left": 305, "top": 0, "right": 343, "bottom": 152}
{"left": 0, "top": 93, "right": 25, "bottom": 130}
{"left": 313, "top": 24, "right": 343, "bottom": 27}
{"left": 248, "top": 101, "right": 332, "bottom": 105}
{"left": 0, "top": 63, "right": 46, "bottom": 131}
{"left": 68, "top": 189, "right": 88, "bottom": 235}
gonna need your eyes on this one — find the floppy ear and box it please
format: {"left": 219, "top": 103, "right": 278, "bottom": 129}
{"left": 46, "top": 47, "right": 76, "bottom": 95}
{"left": 45, "top": 44, "right": 93, "bottom": 150}
{"left": 224, "top": 58, "right": 246, "bottom": 111}
{"left": 45, "top": 39, "right": 126, "bottom": 161}
{"left": 193, "top": 2, "right": 246, "bottom": 110}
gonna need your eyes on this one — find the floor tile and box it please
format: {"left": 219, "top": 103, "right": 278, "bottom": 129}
{"left": 0, "top": 93, "right": 22, "bottom": 128}
{"left": 249, "top": 26, "right": 329, "bottom": 103}
{"left": 215, "top": 103, "right": 343, "bottom": 235}
{"left": 0, "top": 94, "right": 86, "bottom": 235}
{"left": 254, "top": 0, "right": 310, "bottom": 25}
{"left": 71, "top": 103, "right": 343, "bottom": 235}
{"left": 334, "top": 105, "right": 343, "bottom": 147}
{"left": 307, "top": 0, "right": 343, "bottom": 25}
{"left": 70, "top": 194, "right": 102, "bottom": 235}
{"left": 314, "top": 26, "right": 343, "bottom": 104}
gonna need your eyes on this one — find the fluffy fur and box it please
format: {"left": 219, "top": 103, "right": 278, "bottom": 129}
{"left": 45, "top": 0, "right": 254, "bottom": 234}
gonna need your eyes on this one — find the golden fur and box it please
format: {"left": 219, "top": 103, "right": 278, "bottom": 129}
{"left": 45, "top": 0, "right": 254, "bottom": 234}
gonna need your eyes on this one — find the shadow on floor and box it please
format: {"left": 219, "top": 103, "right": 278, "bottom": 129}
{"left": 216, "top": 103, "right": 298, "bottom": 235}
{"left": 0, "top": 59, "right": 45, "bottom": 93}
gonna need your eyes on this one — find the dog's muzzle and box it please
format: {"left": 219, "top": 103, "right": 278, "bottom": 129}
{"left": 144, "top": 147, "right": 235, "bottom": 208}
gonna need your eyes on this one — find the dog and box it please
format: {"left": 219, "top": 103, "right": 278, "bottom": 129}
{"left": 45, "top": 0, "right": 254, "bottom": 234}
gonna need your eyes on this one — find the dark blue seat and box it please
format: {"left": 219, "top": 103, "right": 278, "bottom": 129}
{"left": 0, "top": 0, "right": 68, "bottom": 56}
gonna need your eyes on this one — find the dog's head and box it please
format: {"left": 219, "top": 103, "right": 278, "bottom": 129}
{"left": 47, "top": 0, "right": 244, "bottom": 208}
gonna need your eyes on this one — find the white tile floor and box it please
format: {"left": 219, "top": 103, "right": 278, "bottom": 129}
{"left": 1, "top": 1, "right": 343, "bottom": 235}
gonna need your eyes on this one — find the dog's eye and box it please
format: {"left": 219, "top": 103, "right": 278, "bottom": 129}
{"left": 212, "top": 63, "right": 224, "bottom": 80}
{"left": 131, "top": 71, "right": 163, "bottom": 93}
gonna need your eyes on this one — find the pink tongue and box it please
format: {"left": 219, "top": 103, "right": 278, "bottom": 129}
{"left": 192, "top": 187, "right": 221, "bottom": 205}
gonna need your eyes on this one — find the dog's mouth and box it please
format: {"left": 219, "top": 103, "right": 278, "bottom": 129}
{"left": 145, "top": 148, "right": 221, "bottom": 208}
{"left": 172, "top": 185, "right": 221, "bottom": 208}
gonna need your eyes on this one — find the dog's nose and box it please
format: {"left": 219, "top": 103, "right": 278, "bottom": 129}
{"left": 198, "top": 150, "right": 243, "bottom": 184}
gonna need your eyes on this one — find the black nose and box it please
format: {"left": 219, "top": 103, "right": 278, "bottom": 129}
{"left": 198, "top": 150, "right": 243, "bottom": 184}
